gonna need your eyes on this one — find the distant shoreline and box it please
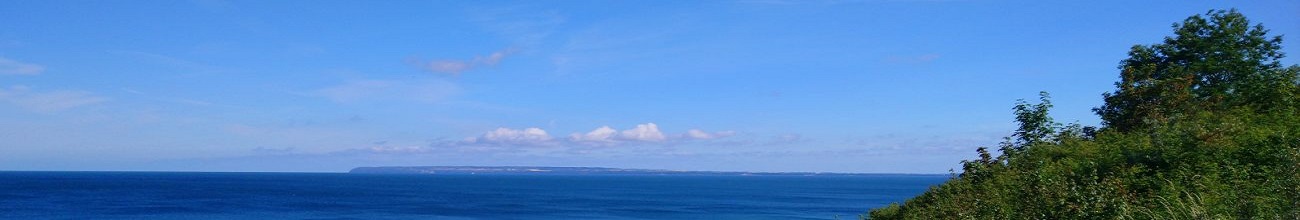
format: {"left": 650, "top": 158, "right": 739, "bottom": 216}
{"left": 348, "top": 166, "right": 950, "bottom": 176}
{"left": 0, "top": 168, "right": 949, "bottom": 176}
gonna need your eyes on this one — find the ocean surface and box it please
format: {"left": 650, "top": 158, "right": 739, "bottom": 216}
{"left": 0, "top": 172, "right": 948, "bottom": 220}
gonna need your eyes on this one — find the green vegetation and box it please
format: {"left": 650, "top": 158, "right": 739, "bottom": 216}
{"left": 868, "top": 9, "right": 1300, "bottom": 219}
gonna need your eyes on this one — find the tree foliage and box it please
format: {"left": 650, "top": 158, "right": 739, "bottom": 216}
{"left": 868, "top": 9, "right": 1300, "bottom": 219}
{"left": 1094, "top": 9, "right": 1300, "bottom": 132}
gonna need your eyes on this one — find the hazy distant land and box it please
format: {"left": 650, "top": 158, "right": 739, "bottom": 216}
{"left": 349, "top": 166, "right": 930, "bottom": 176}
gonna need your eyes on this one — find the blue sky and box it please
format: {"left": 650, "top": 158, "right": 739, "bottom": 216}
{"left": 1, "top": 0, "right": 1297, "bottom": 173}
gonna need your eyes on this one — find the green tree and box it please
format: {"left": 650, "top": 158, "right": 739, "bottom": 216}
{"left": 1011, "top": 91, "right": 1057, "bottom": 149}
{"left": 1094, "top": 9, "right": 1300, "bottom": 132}
{"left": 868, "top": 9, "right": 1300, "bottom": 219}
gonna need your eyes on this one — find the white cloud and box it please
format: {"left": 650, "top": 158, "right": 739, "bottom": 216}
{"left": 419, "top": 49, "right": 516, "bottom": 75}
{"left": 619, "top": 123, "right": 666, "bottom": 142}
{"left": 569, "top": 126, "right": 619, "bottom": 143}
{"left": 0, "top": 57, "right": 44, "bottom": 75}
{"left": 567, "top": 123, "right": 739, "bottom": 146}
{"left": 683, "top": 129, "right": 737, "bottom": 140}
{"left": 568, "top": 123, "right": 669, "bottom": 144}
{"left": 0, "top": 85, "right": 108, "bottom": 112}
{"left": 444, "top": 123, "right": 736, "bottom": 150}
{"left": 336, "top": 123, "right": 742, "bottom": 157}
{"left": 465, "top": 127, "right": 554, "bottom": 145}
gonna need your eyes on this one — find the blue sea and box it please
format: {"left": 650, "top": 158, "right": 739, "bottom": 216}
{"left": 0, "top": 172, "right": 947, "bottom": 219}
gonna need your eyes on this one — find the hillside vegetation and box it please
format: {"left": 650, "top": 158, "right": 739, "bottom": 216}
{"left": 868, "top": 10, "right": 1300, "bottom": 219}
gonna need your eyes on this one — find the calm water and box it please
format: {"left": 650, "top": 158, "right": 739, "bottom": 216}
{"left": 0, "top": 172, "right": 947, "bottom": 220}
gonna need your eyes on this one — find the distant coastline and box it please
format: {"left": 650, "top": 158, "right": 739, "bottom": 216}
{"left": 348, "top": 166, "right": 946, "bottom": 176}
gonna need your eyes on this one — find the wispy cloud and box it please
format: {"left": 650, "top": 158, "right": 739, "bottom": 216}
{"left": 847, "top": 132, "right": 1002, "bottom": 154}
{"left": 416, "top": 7, "right": 563, "bottom": 76}
{"left": 549, "top": 12, "right": 696, "bottom": 75}
{"left": 768, "top": 133, "right": 807, "bottom": 145}
{"left": 683, "top": 129, "right": 737, "bottom": 140}
{"left": 221, "top": 123, "right": 378, "bottom": 154}
{"left": 741, "top": 0, "right": 960, "bottom": 5}
{"left": 107, "top": 50, "right": 225, "bottom": 75}
{"left": 0, "top": 85, "right": 108, "bottom": 112}
{"left": 120, "top": 87, "right": 218, "bottom": 107}
{"left": 314, "top": 79, "right": 460, "bottom": 103}
{"left": 416, "top": 49, "right": 516, "bottom": 75}
{"left": 883, "top": 53, "right": 941, "bottom": 64}
{"left": 251, "top": 146, "right": 296, "bottom": 154}
{"left": 366, "top": 146, "right": 436, "bottom": 154}
{"left": 0, "top": 57, "right": 44, "bottom": 75}
{"left": 470, "top": 7, "right": 566, "bottom": 47}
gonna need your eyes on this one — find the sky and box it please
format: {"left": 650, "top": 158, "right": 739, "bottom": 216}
{"left": 1, "top": 0, "right": 1297, "bottom": 173}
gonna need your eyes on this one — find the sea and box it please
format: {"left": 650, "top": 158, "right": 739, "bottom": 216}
{"left": 0, "top": 172, "right": 948, "bottom": 220}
